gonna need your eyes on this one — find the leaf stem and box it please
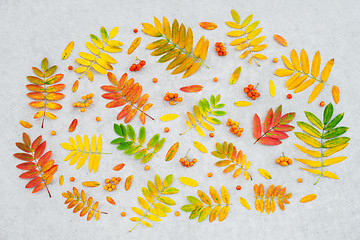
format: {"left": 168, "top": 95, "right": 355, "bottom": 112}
{"left": 31, "top": 151, "right": 51, "bottom": 198}
{"left": 41, "top": 75, "right": 47, "bottom": 128}
{"left": 254, "top": 123, "right": 279, "bottom": 144}
{"left": 314, "top": 128, "right": 325, "bottom": 185}
{"left": 293, "top": 69, "right": 329, "bottom": 86}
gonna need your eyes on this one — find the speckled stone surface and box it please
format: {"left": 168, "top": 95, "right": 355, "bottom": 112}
{"left": 1, "top": 0, "right": 359, "bottom": 239}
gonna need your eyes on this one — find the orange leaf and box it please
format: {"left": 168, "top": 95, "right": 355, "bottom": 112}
{"left": 106, "top": 196, "right": 116, "bottom": 205}
{"left": 142, "top": 103, "right": 153, "bottom": 112}
{"left": 180, "top": 85, "right": 203, "bottom": 93}
{"left": 125, "top": 175, "right": 133, "bottom": 191}
{"left": 140, "top": 112, "right": 145, "bottom": 125}
{"left": 19, "top": 169, "right": 39, "bottom": 179}
{"left": 45, "top": 74, "right": 64, "bottom": 84}
{"left": 82, "top": 181, "right": 100, "bottom": 187}
{"left": 113, "top": 163, "right": 125, "bottom": 171}
{"left": 105, "top": 99, "right": 127, "bottom": 108}
{"left": 165, "top": 142, "right": 179, "bottom": 161}
{"left": 253, "top": 114, "right": 262, "bottom": 139}
{"left": 68, "top": 119, "right": 78, "bottom": 132}
{"left": 20, "top": 120, "right": 33, "bottom": 129}
{"left": 137, "top": 94, "right": 149, "bottom": 108}
{"left": 117, "top": 105, "right": 132, "bottom": 120}
{"left": 27, "top": 92, "right": 45, "bottom": 100}
{"left": 332, "top": 85, "right": 340, "bottom": 104}
{"left": 273, "top": 34, "right": 287, "bottom": 47}
{"left": 17, "top": 162, "right": 36, "bottom": 170}
{"left": 124, "top": 109, "right": 137, "bottom": 123}
{"left": 72, "top": 80, "right": 79, "bottom": 92}
{"left": 102, "top": 92, "right": 122, "bottom": 100}
{"left": 29, "top": 101, "right": 45, "bottom": 108}
{"left": 46, "top": 93, "right": 65, "bottom": 100}
{"left": 107, "top": 72, "right": 117, "bottom": 85}
{"left": 46, "top": 102, "right": 62, "bottom": 110}
{"left": 101, "top": 85, "right": 118, "bottom": 92}
{"left": 33, "top": 111, "right": 45, "bottom": 119}
{"left": 26, "top": 84, "right": 44, "bottom": 92}
{"left": 199, "top": 22, "right": 217, "bottom": 30}
{"left": 300, "top": 194, "right": 317, "bottom": 203}
{"left": 32, "top": 183, "right": 44, "bottom": 193}
{"left": 46, "top": 83, "right": 65, "bottom": 93}
{"left": 27, "top": 76, "right": 44, "bottom": 85}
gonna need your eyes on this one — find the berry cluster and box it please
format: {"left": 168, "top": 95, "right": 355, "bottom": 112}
{"left": 226, "top": 118, "right": 244, "bottom": 137}
{"left": 215, "top": 42, "right": 227, "bottom": 56}
{"left": 73, "top": 93, "right": 94, "bottom": 112}
{"left": 179, "top": 149, "right": 197, "bottom": 168}
{"left": 104, "top": 177, "right": 121, "bottom": 192}
{"left": 244, "top": 84, "right": 260, "bottom": 100}
{"left": 129, "top": 58, "right": 146, "bottom": 71}
{"left": 163, "top": 92, "right": 183, "bottom": 105}
{"left": 275, "top": 153, "right": 293, "bottom": 166}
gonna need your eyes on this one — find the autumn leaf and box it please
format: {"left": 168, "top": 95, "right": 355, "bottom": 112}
{"left": 128, "top": 37, "right": 141, "bottom": 55}
{"left": 229, "top": 66, "right": 241, "bottom": 85}
{"left": 160, "top": 114, "right": 179, "bottom": 122}
{"left": 179, "top": 177, "right": 198, "bottom": 187}
{"left": 194, "top": 141, "right": 208, "bottom": 153}
{"left": 269, "top": 80, "right": 276, "bottom": 97}
{"left": 125, "top": 175, "right": 133, "bottom": 191}
{"left": 234, "top": 101, "right": 252, "bottom": 107}
{"left": 68, "top": 119, "right": 78, "bottom": 132}
{"left": 258, "top": 169, "right": 272, "bottom": 179}
{"left": 106, "top": 196, "right": 116, "bottom": 205}
{"left": 82, "top": 181, "right": 100, "bottom": 187}
{"left": 62, "top": 41, "right": 74, "bottom": 59}
{"left": 165, "top": 142, "right": 179, "bottom": 161}
{"left": 113, "top": 163, "right": 125, "bottom": 171}
{"left": 20, "top": 120, "right": 33, "bottom": 129}
{"left": 199, "top": 22, "right": 217, "bottom": 30}
{"left": 300, "top": 194, "right": 317, "bottom": 203}
{"left": 273, "top": 34, "right": 287, "bottom": 47}
{"left": 180, "top": 85, "right": 203, "bottom": 93}
{"left": 332, "top": 85, "right": 340, "bottom": 104}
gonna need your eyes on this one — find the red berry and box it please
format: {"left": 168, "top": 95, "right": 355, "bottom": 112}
{"left": 287, "top": 94, "right": 292, "bottom": 99}
{"left": 140, "top": 60, "right": 146, "bottom": 66}
{"left": 133, "top": 28, "right": 138, "bottom": 33}
{"left": 68, "top": 66, "right": 73, "bottom": 70}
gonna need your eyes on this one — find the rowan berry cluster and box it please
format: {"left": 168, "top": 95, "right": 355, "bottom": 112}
{"left": 104, "top": 177, "right": 121, "bottom": 192}
{"left": 215, "top": 42, "right": 227, "bottom": 56}
{"left": 73, "top": 93, "right": 94, "bottom": 112}
{"left": 276, "top": 153, "right": 293, "bottom": 166}
{"left": 226, "top": 118, "right": 244, "bottom": 137}
{"left": 129, "top": 58, "right": 146, "bottom": 71}
{"left": 244, "top": 84, "right": 260, "bottom": 100}
{"left": 163, "top": 92, "right": 183, "bottom": 105}
{"left": 179, "top": 149, "right": 197, "bottom": 168}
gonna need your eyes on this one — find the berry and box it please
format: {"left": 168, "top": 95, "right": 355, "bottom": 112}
{"left": 121, "top": 212, "right": 126, "bottom": 217}
{"left": 207, "top": 172, "right": 213, "bottom": 178}
{"left": 144, "top": 165, "right": 150, "bottom": 171}
{"left": 175, "top": 211, "right": 180, "bottom": 216}
{"left": 70, "top": 177, "right": 75, "bottom": 182}
{"left": 213, "top": 77, "right": 218, "bottom": 82}
{"left": 178, "top": 97, "right": 183, "bottom": 102}
{"left": 209, "top": 133, "right": 214, "bottom": 138}
{"left": 273, "top": 58, "right": 278, "bottom": 63}
{"left": 96, "top": 117, "right": 101, "bottom": 122}
{"left": 133, "top": 28, "right": 138, "bottom": 33}
{"left": 68, "top": 65, "right": 73, "bottom": 70}
{"left": 50, "top": 130, "right": 56, "bottom": 136}
{"left": 236, "top": 185, "right": 241, "bottom": 190}
{"left": 164, "top": 127, "right": 169, "bottom": 133}
{"left": 80, "top": 108, "right": 85, "bottom": 112}
{"left": 152, "top": 78, "right": 158, "bottom": 83}
{"left": 298, "top": 178, "right": 303, "bottom": 183}
{"left": 140, "top": 60, "right": 146, "bottom": 66}
{"left": 320, "top": 101, "right": 325, "bottom": 107}
{"left": 287, "top": 94, "right": 292, "bottom": 99}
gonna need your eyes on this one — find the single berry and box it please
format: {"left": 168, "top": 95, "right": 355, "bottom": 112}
{"left": 133, "top": 28, "right": 138, "bottom": 33}
{"left": 152, "top": 78, "right": 158, "bottom": 83}
{"left": 287, "top": 94, "right": 292, "bottom": 99}
{"left": 298, "top": 178, "right": 303, "bottom": 183}
{"left": 68, "top": 65, "right": 73, "bottom": 70}
{"left": 121, "top": 212, "right": 126, "bottom": 217}
{"left": 70, "top": 177, "right": 75, "bottom": 182}
{"left": 144, "top": 165, "right": 150, "bottom": 171}
{"left": 209, "top": 133, "right": 214, "bottom": 138}
{"left": 320, "top": 101, "right": 325, "bottom": 107}
{"left": 236, "top": 185, "right": 241, "bottom": 190}
{"left": 213, "top": 77, "right": 218, "bottom": 82}
{"left": 96, "top": 117, "right": 101, "bottom": 122}
{"left": 50, "top": 130, "right": 56, "bottom": 136}
{"left": 207, "top": 172, "right": 213, "bottom": 178}
{"left": 175, "top": 211, "right": 180, "bottom": 216}
{"left": 273, "top": 58, "right": 278, "bottom": 63}
{"left": 164, "top": 127, "right": 169, "bottom": 133}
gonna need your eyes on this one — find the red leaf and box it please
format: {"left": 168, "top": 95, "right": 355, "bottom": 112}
{"left": 118, "top": 73, "right": 128, "bottom": 90}
{"left": 42, "top": 165, "right": 58, "bottom": 180}
{"left": 101, "top": 85, "right": 118, "bottom": 92}
{"left": 38, "top": 151, "right": 52, "bottom": 166}
{"left": 140, "top": 112, "right": 145, "bottom": 125}
{"left": 17, "top": 162, "right": 36, "bottom": 170}
{"left": 14, "top": 153, "right": 33, "bottom": 161}
{"left": 180, "top": 85, "right": 203, "bottom": 93}
{"left": 68, "top": 119, "right": 78, "bottom": 132}
{"left": 258, "top": 137, "right": 282, "bottom": 145}
{"left": 117, "top": 105, "right": 132, "bottom": 120}
{"left": 32, "top": 182, "right": 44, "bottom": 193}
{"left": 273, "top": 105, "right": 282, "bottom": 126}
{"left": 253, "top": 114, "right": 262, "bottom": 139}
{"left": 23, "top": 133, "right": 31, "bottom": 147}
{"left": 263, "top": 108, "right": 273, "bottom": 132}
{"left": 273, "top": 124, "right": 295, "bottom": 132}
{"left": 26, "top": 176, "right": 42, "bottom": 188}
{"left": 16, "top": 142, "right": 31, "bottom": 153}
{"left": 105, "top": 99, "right": 127, "bottom": 108}
{"left": 31, "top": 136, "right": 42, "bottom": 151}
{"left": 41, "top": 159, "right": 55, "bottom": 172}
{"left": 124, "top": 109, "right": 137, "bottom": 123}
{"left": 102, "top": 92, "right": 122, "bottom": 100}
{"left": 266, "top": 131, "right": 289, "bottom": 139}
{"left": 113, "top": 163, "right": 125, "bottom": 171}
{"left": 34, "top": 141, "right": 46, "bottom": 159}
{"left": 19, "top": 169, "right": 39, "bottom": 179}
{"left": 107, "top": 72, "right": 117, "bottom": 85}
{"left": 279, "top": 112, "right": 296, "bottom": 124}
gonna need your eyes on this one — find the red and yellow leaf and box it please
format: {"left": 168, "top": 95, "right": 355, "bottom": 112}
{"left": 180, "top": 85, "right": 203, "bottom": 93}
{"left": 199, "top": 22, "right": 217, "bottom": 30}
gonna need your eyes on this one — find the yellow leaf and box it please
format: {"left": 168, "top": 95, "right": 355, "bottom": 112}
{"left": 240, "top": 50, "right": 250, "bottom": 59}
{"left": 209, "top": 205, "right": 221, "bottom": 222}
{"left": 61, "top": 142, "right": 74, "bottom": 151}
{"left": 187, "top": 112, "right": 196, "bottom": 125}
{"left": 285, "top": 72, "right": 301, "bottom": 88}
{"left": 249, "top": 36, "right": 265, "bottom": 46}
{"left": 294, "top": 78, "right": 315, "bottom": 93}
{"left": 209, "top": 186, "right": 221, "bottom": 204}
{"left": 274, "top": 68, "right": 294, "bottom": 77}
{"left": 290, "top": 49, "right": 301, "bottom": 71}
{"left": 252, "top": 44, "right": 267, "bottom": 52}
{"left": 178, "top": 177, "right": 198, "bottom": 187}
{"left": 225, "top": 21, "right": 242, "bottom": 29}
{"left": 269, "top": 80, "right": 276, "bottom": 97}
{"left": 300, "top": 194, "right": 317, "bottom": 203}
{"left": 311, "top": 51, "right": 321, "bottom": 78}
{"left": 323, "top": 156, "right": 346, "bottom": 166}
{"left": 127, "top": 37, "right": 141, "bottom": 55}
{"left": 295, "top": 132, "right": 321, "bottom": 148}
{"left": 273, "top": 34, "right": 287, "bottom": 47}
{"left": 109, "top": 26, "right": 119, "bottom": 39}
{"left": 61, "top": 41, "right": 74, "bottom": 60}
{"left": 258, "top": 169, "right": 272, "bottom": 179}
{"left": 185, "top": 27, "right": 193, "bottom": 53}
{"left": 69, "top": 152, "right": 82, "bottom": 165}
{"left": 321, "top": 58, "right": 334, "bottom": 82}
{"left": 218, "top": 206, "right": 229, "bottom": 222}
{"left": 163, "top": 17, "right": 171, "bottom": 39}
{"left": 294, "top": 159, "right": 321, "bottom": 167}
{"left": 254, "top": 54, "right": 267, "bottom": 60}
{"left": 178, "top": 24, "right": 186, "bottom": 49}
{"left": 301, "top": 168, "right": 321, "bottom": 175}
{"left": 76, "top": 153, "right": 89, "bottom": 169}
{"left": 234, "top": 101, "right": 251, "bottom": 107}
{"left": 231, "top": 9, "right": 240, "bottom": 23}
{"left": 141, "top": 221, "right": 152, "bottom": 228}
{"left": 85, "top": 42, "right": 99, "bottom": 55}
{"left": 288, "top": 75, "right": 307, "bottom": 90}
{"left": 93, "top": 154, "right": 101, "bottom": 173}
{"left": 19, "top": 120, "right": 32, "bottom": 129}
{"left": 240, "top": 197, "right": 251, "bottom": 210}
{"left": 241, "top": 14, "right": 253, "bottom": 27}
{"left": 323, "top": 171, "right": 339, "bottom": 179}
{"left": 45, "top": 112, "right": 57, "bottom": 120}
{"left": 182, "top": 62, "right": 201, "bottom": 78}
{"left": 229, "top": 66, "right": 241, "bottom": 84}
{"left": 236, "top": 43, "right": 249, "bottom": 51}
{"left": 323, "top": 143, "right": 348, "bottom": 157}
{"left": 230, "top": 37, "right": 247, "bottom": 46}
{"left": 200, "top": 39, "right": 209, "bottom": 61}
{"left": 227, "top": 30, "right": 245, "bottom": 37}
{"left": 153, "top": 17, "right": 163, "bottom": 34}
{"left": 247, "top": 27, "right": 262, "bottom": 39}
{"left": 100, "top": 53, "right": 116, "bottom": 64}
{"left": 90, "top": 135, "right": 96, "bottom": 152}
{"left": 142, "top": 23, "right": 161, "bottom": 37}
{"left": 138, "top": 197, "right": 150, "bottom": 210}
{"left": 282, "top": 55, "right": 294, "bottom": 70}
{"left": 59, "top": 175, "right": 64, "bottom": 186}
{"left": 200, "top": 121, "right": 214, "bottom": 131}
{"left": 74, "top": 66, "right": 87, "bottom": 74}
{"left": 82, "top": 181, "right": 100, "bottom": 187}
{"left": 221, "top": 186, "right": 230, "bottom": 204}
{"left": 294, "top": 144, "right": 321, "bottom": 158}
{"left": 195, "top": 125, "right": 205, "bottom": 137}
{"left": 332, "top": 85, "right": 340, "bottom": 104}
{"left": 97, "top": 135, "right": 102, "bottom": 152}
{"left": 194, "top": 141, "right": 208, "bottom": 153}
{"left": 193, "top": 36, "right": 204, "bottom": 58}
{"left": 300, "top": 49, "right": 310, "bottom": 74}
{"left": 308, "top": 82, "right": 324, "bottom": 103}
{"left": 92, "top": 64, "right": 107, "bottom": 74}
{"left": 160, "top": 114, "right": 179, "bottom": 122}
{"left": 171, "top": 57, "right": 194, "bottom": 75}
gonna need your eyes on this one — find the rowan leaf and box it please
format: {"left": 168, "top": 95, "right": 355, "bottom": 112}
{"left": 229, "top": 66, "right": 241, "bottom": 85}
{"left": 165, "top": 142, "right": 179, "bottom": 161}
{"left": 300, "top": 194, "right": 317, "bottom": 203}
{"left": 193, "top": 141, "right": 207, "bottom": 153}
{"left": 240, "top": 197, "right": 251, "bottom": 210}
{"left": 258, "top": 169, "right": 272, "bottom": 179}
{"left": 160, "top": 114, "right": 179, "bottom": 122}
{"left": 180, "top": 85, "right": 203, "bottom": 93}
{"left": 179, "top": 177, "right": 198, "bottom": 187}
{"left": 234, "top": 101, "right": 252, "bottom": 107}
{"left": 199, "top": 22, "right": 217, "bottom": 30}
{"left": 269, "top": 80, "right": 276, "bottom": 97}
{"left": 273, "top": 34, "right": 287, "bottom": 46}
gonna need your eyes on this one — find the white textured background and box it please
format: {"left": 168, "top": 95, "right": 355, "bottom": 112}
{"left": 1, "top": 0, "right": 359, "bottom": 239}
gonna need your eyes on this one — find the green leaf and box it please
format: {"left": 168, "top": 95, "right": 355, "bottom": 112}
{"left": 163, "top": 174, "right": 173, "bottom": 188}
{"left": 211, "top": 110, "right": 226, "bottom": 116}
{"left": 116, "top": 141, "right": 133, "bottom": 150}
{"left": 215, "top": 103, "right": 225, "bottom": 109}
{"left": 127, "top": 125, "right": 136, "bottom": 142}
{"left": 124, "top": 145, "right": 141, "bottom": 155}
{"left": 215, "top": 94, "right": 221, "bottom": 104}
{"left": 202, "top": 98, "right": 211, "bottom": 112}
{"left": 158, "top": 196, "right": 176, "bottom": 206}
{"left": 210, "top": 95, "right": 216, "bottom": 108}
{"left": 206, "top": 117, "right": 221, "bottom": 125}
{"left": 153, "top": 138, "right": 165, "bottom": 152}
{"left": 297, "top": 121, "right": 321, "bottom": 138}
{"left": 110, "top": 137, "right": 125, "bottom": 144}
{"left": 198, "top": 100, "right": 206, "bottom": 117}
{"left": 181, "top": 204, "right": 196, "bottom": 212}
{"left": 189, "top": 207, "right": 202, "bottom": 219}
{"left": 100, "top": 26, "right": 108, "bottom": 42}
{"left": 323, "top": 137, "right": 350, "bottom": 148}
{"left": 324, "top": 113, "right": 344, "bottom": 130}
{"left": 211, "top": 151, "right": 226, "bottom": 159}
{"left": 147, "top": 134, "right": 160, "bottom": 148}
{"left": 187, "top": 196, "right": 203, "bottom": 206}
{"left": 155, "top": 175, "right": 163, "bottom": 191}
{"left": 198, "top": 206, "right": 212, "bottom": 222}
{"left": 138, "top": 126, "right": 146, "bottom": 145}
{"left": 134, "top": 149, "right": 147, "bottom": 159}
{"left": 305, "top": 111, "right": 323, "bottom": 130}
{"left": 140, "top": 152, "right": 154, "bottom": 163}
{"left": 114, "top": 124, "right": 125, "bottom": 137}
{"left": 120, "top": 124, "right": 127, "bottom": 139}
{"left": 323, "top": 127, "right": 349, "bottom": 139}
{"left": 323, "top": 103, "right": 333, "bottom": 125}
{"left": 162, "top": 187, "right": 179, "bottom": 195}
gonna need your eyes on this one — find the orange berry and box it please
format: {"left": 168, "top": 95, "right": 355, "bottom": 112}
{"left": 251, "top": 96, "right": 256, "bottom": 100}
{"left": 216, "top": 47, "right": 221, "bottom": 52}
{"left": 185, "top": 161, "right": 189, "bottom": 167}
{"left": 178, "top": 97, "right": 183, "bottom": 102}
{"left": 280, "top": 161, "right": 289, "bottom": 166}
{"left": 288, "top": 158, "right": 293, "bottom": 165}
{"left": 175, "top": 211, "right": 180, "bottom": 216}
{"left": 247, "top": 92, "right": 253, "bottom": 98}
{"left": 215, "top": 42, "right": 219, "bottom": 47}
{"left": 105, "top": 178, "right": 110, "bottom": 183}
{"left": 255, "top": 92, "right": 260, "bottom": 97}
{"left": 248, "top": 84, "right": 254, "bottom": 90}
{"left": 213, "top": 77, "right": 218, "bottom": 82}
{"left": 68, "top": 65, "right": 73, "bottom": 70}
{"left": 169, "top": 93, "right": 174, "bottom": 98}
{"left": 144, "top": 165, "right": 150, "bottom": 171}
{"left": 72, "top": 102, "right": 77, "bottom": 107}
{"left": 218, "top": 51, "right": 223, "bottom": 56}
{"left": 320, "top": 101, "right": 325, "bottom": 107}
{"left": 276, "top": 158, "right": 280, "bottom": 164}
{"left": 153, "top": 78, "right": 158, "bottom": 83}
{"left": 111, "top": 177, "right": 116, "bottom": 182}
{"left": 236, "top": 185, "right": 241, "bottom": 190}
{"left": 237, "top": 132, "right": 242, "bottom": 137}
{"left": 193, "top": 159, "right": 197, "bottom": 163}
{"left": 239, "top": 128, "right": 244, "bottom": 132}
{"left": 223, "top": 51, "right": 227, "bottom": 56}
{"left": 114, "top": 180, "right": 119, "bottom": 185}
{"left": 117, "top": 177, "right": 121, "bottom": 182}
{"left": 244, "top": 88, "right": 249, "bottom": 93}
{"left": 219, "top": 42, "right": 223, "bottom": 47}
{"left": 108, "top": 188, "right": 113, "bottom": 192}
{"left": 164, "top": 127, "right": 169, "bottom": 133}
{"left": 273, "top": 58, "right": 278, "bottom": 63}
{"left": 104, "top": 186, "right": 108, "bottom": 190}
{"left": 220, "top": 47, "right": 226, "bottom": 52}
{"left": 50, "top": 130, "right": 56, "bottom": 136}
{"left": 298, "top": 178, "right": 303, "bottom": 183}
{"left": 169, "top": 101, "right": 174, "bottom": 105}
{"left": 121, "top": 212, "right": 126, "bottom": 217}
{"left": 70, "top": 177, "right": 75, "bottom": 182}
{"left": 207, "top": 172, "right": 213, "bottom": 178}
{"left": 111, "top": 185, "right": 116, "bottom": 189}
{"left": 209, "top": 133, "right": 214, "bottom": 138}
{"left": 80, "top": 108, "right": 85, "bottom": 112}
{"left": 133, "top": 28, "right": 138, "bottom": 33}
{"left": 96, "top": 117, "right": 101, "bottom": 122}
{"left": 106, "top": 183, "right": 111, "bottom": 188}
{"left": 189, "top": 162, "right": 194, "bottom": 166}
{"left": 82, "top": 96, "right": 86, "bottom": 100}
{"left": 88, "top": 99, "right": 93, "bottom": 104}
{"left": 89, "top": 93, "right": 94, "bottom": 98}
{"left": 287, "top": 94, "right": 292, "bottom": 99}
{"left": 164, "top": 96, "right": 169, "bottom": 101}
{"left": 174, "top": 93, "right": 178, "bottom": 98}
